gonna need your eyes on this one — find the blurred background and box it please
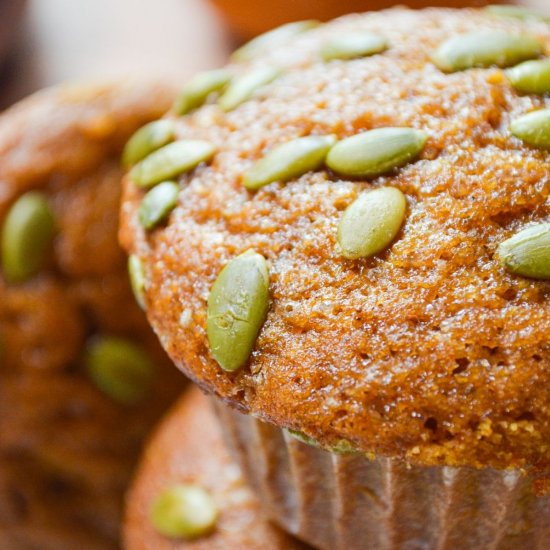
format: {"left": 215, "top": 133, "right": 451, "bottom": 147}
{"left": 0, "top": 0, "right": 549, "bottom": 109}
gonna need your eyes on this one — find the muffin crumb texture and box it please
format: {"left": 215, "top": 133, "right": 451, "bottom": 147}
{"left": 120, "top": 8, "right": 550, "bottom": 471}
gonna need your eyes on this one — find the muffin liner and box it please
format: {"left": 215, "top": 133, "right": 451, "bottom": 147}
{"left": 213, "top": 400, "right": 550, "bottom": 550}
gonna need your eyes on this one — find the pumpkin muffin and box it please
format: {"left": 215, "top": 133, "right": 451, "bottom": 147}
{"left": 124, "top": 387, "right": 308, "bottom": 550}
{"left": 120, "top": 7, "right": 550, "bottom": 549}
{"left": 0, "top": 82, "right": 184, "bottom": 549}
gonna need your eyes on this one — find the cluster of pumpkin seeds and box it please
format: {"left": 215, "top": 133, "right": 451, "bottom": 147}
{"left": 123, "top": 11, "right": 550, "bottom": 377}
{"left": 123, "top": 21, "right": 396, "bottom": 235}
{"left": 431, "top": 14, "right": 550, "bottom": 281}
{"left": 205, "top": 126, "right": 426, "bottom": 372}
{"left": 0, "top": 193, "right": 157, "bottom": 404}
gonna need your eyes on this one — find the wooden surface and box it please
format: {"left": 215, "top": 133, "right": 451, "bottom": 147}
{"left": 0, "top": 1, "right": 549, "bottom": 110}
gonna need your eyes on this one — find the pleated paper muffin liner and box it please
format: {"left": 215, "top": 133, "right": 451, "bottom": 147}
{"left": 213, "top": 400, "right": 550, "bottom": 550}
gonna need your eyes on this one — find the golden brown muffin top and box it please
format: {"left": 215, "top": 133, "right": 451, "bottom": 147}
{"left": 120, "top": 8, "right": 550, "bottom": 470}
{"left": 0, "top": 83, "right": 184, "bottom": 548}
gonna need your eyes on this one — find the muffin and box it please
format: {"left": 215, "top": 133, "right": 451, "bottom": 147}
{"left": 120, "top": 6, "right": 550, "bottom": 549}
{"left": 0, "top": 83, "right": 185, "bottom": 549}
{"left": 124, "top": 387, "right": 309, "bottom": 549}
{"left": 209, "top": 0, "right": 508, "bottom": 39}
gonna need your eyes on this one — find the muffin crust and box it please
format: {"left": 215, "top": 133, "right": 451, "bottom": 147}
{"left": 120, "top": 8, "right": 550, "bottom": 470}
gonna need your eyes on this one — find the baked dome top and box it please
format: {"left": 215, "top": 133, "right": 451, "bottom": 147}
{"left": 121, "top": 7, "right": 550, "bottom": 470}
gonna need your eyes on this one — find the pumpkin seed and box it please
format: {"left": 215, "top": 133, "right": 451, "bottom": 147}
{"left": 128, "top": 254, "right": 146, "bottom": 310}
{"left": 485, "top": 5, "right": 550, "bottom": 22}
{"left": 1, "top": 192, "right": 55, "bottom": 284}
{"left": 172, "top": 69, "right": 232, "bottom": 115}
{"left": 510, "top": 109, "right": 550, "bottom": 149}
{"left": 286, "top": 429, "right": 320, "bottom": 447}
{"left": 506, "top": 59, "right": 550, "bottom": 94}
{"left": 337, "top": 186, "right": 407, "bottom": 259}
{"left": 218, "top": 66, "right": 280, "bottom": 112}
{"left": 138, "top": 181, "right": 179, "bottom": 230}
{"left": 232, "top": 20, "right": 320, "bottom": 62}
{"left": 432, "top": 31, "right": 543, "bottom": 73}
{"left": 122, "top": 120, "right": 175, "bottom": 168}
{"left": 244, "top": 135, "right": 336, "bottom": 190}
{"left": 130, "top": 140, "right": 216, "bottom": 188}
{"left": 331, "top": 439, "right": 361, "bottom": 455}
{"left": 321, "top": 32, "right": 388, "bottom": 61}
{"left": 85, "top": 336, "right": 153, "bottom": 405}
{"left": 326, "top": 127, "right": 427, "bottom": 178}
{"left": 207, "top": 250, "right": 269, "bottom": 372}
{"left": 497, "top": 223, "right": 550, "bottom": 279}
{"left": 150, "top": 484, "right": 218, "bottom": 539}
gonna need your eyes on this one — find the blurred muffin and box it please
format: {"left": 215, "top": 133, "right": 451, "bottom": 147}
{"left": 124, "top": 387, "right": 308, "bottom": 549}
{"left": 121, "top": 7, "right": 550, "bottom": 549}
{"left": 0, "top": 83, "right": 184, "bottom": 549}
{"left": 209, "top": 0, "right": 509, "bottom": 39}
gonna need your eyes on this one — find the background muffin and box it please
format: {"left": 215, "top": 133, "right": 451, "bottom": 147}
{"left": 0, "top": 82, "right": 185, "bottom": 549}
{"left": 124, "top": 387, "right": 308, "bottom": 550}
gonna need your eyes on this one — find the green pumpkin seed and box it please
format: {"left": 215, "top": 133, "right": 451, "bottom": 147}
{"left": 485, "top": 5, "right": 550, "bottom": 22}
{"left": 1, "top": 192, "right": 55, "bottom": 284}
{"left": 150, "top": 484, "right": 218, "bottom": 539}
{"left": 130, "top": 140, "right": 216, "bottom": 189}
{"left": 232, "top": 20, "right": 320, "bottom": 62}
{"left": 510, "top": 109, "right": 550, "bottom": 149}
{"left": 207, "top": 250, "right": 269, "bottom": 372}
{"left": 244, "top": 135, "right": 336, "bottom": 190}
{"left": 122, "top": 120, "right": 176, "bottom": 168}
{"left": 506, "top": 60, "right": 550, "bottom": 95}
{"left": 286, "top": 429, "right": 320, "bottom": 447}
{"left": 85, "top": 336, "right": 154, "bottom": 405}
{"left": 218, "top": 66, "right": 281, "bottom": 112}
{"left": 337, "top": 186, "right": 407, "bottom": 260}
{"left": 496, "top": 223, "right": 550, "bottom": 279}
{"left": 432, "top": 31, "right": 543, "bottom": 73}
{"left": 321, "top": 32, "right": 388, "bottom": 61}
{"left": 128, "top": 254, "right": 146, "bottom": 310}
{"left": 331, "top": 439, "right": 360, "bottom": 455}
{"left": 138, "top": 181, "right": 179, "bottom": 230}
{"left": 173, "top": 69, "right": 232, "bottom": 115}
{"left": 326, "top": 127, "right": 427, "bottom": 179}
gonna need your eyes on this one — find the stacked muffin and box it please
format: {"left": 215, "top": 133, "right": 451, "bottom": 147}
{"left": 119, "top": 5, "right": 550, "bottom": 549}
{"left": 0, "top": 83, "right": 185, "bottom": 548}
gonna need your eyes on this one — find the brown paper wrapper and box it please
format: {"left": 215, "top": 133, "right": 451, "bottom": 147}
{"left": 214, "top": 400, "right": 550, "bottom": 550}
